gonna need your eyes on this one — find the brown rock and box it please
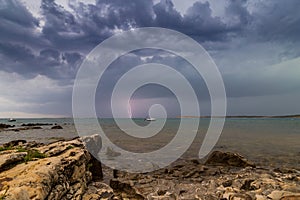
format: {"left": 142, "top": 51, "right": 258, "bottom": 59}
{"left": 205, "top": 151, "right": 255, "bottom": 168}
{"left": 81, "top": 134, "right": 103, "bottom": 181}
{"left": 2, "top": 140, "right": 27, "bottom": 148}
{"left": 0, "top": 152, "right": 27, "bottom": 172}
{"left": 51, "top": 125, "right": 63, "bottom": 129}
{"left": 267, "top": 191, "right": 298, "bottom": 200}
{"left": 222, "top": 180, "right": 233, "bottom": 187}
{"left": 83, "top": 182, "right": 114, "bottom": 200}
{"left": 224, "top": 193, "right": 253, "bottom": 200}
{"left": 240, "top": 179, "right": 256, "bottom": 191}
{"left": 0, "top": 136, "right": 103, "bottom": 200}
{"left": 21, "top": 123, "right": 52, "bottom": 127}
{"left": 0, "top": 124, "right": 14, "bottom": 129}
{"left": 110, "top": 179, "right": 145, "bottom": 199}
{"left": 281, "top": 195, "right": 300, "bottom": 200}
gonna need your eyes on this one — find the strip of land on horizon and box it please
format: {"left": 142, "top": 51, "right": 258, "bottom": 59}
{"left": 178, "top": 115, "right": 300, "bottom": 118}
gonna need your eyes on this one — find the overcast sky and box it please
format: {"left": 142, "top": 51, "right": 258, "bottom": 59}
{"left": 0, "top": 0, "right": 300, "bottom": 118}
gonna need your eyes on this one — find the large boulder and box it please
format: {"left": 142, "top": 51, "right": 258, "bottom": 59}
{"left": 0, "top": 136, "right": 103, "bottom": 200}
{"left": 81, "top": 134, "right": 103, "bottom": 181}
{"left": 205, "top": 151, "right": 255, "bottom": 168}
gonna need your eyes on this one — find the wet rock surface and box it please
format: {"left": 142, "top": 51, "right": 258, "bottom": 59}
{"left": 0, "top": 124, "right": 15, "bottom": 129}
{"left": 51, "top": 125, "right": 63, "bottom": 129}
{"left": 21, "top": 123, "right": 53, "bottom": 127}
{"left": 0, "top": 138, "right": 299, "bottom": 200}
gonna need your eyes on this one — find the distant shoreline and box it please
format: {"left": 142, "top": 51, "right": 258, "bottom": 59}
{"left": 1, "top": 115, "right": 300, "bottom": 120}
{"left": 178, "top": 114, "right": 300, "bottom": 119}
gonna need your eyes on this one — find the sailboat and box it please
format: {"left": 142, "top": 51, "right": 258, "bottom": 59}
{"left": 8, "top": 118, "right": 16, "bottom": 122}
{"left": 144, "top": 117, "right": 156, "bottom": 121}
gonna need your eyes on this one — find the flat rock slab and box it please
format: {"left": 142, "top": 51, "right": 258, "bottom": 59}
{"left": 0, "top": 138, "right": 100, "bottom": 200}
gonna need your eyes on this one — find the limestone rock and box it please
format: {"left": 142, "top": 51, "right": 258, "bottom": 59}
{"left": 268, "top": 191, "right": 300, "bottom": 200}
{"left": 2, "top": 140, "right": 27, "bottom": 148}
{"left": 0, "top": 136, "right": 103, "bottom": 200}
{"left": 82, "top": 182, "right": 114, "bottom": 200}
{"left": 0, "top": 151, "right": 27, "bottom": 172}
{"left": 0, "top": 137, "right": 299, "bottom": 199}
{"left": 205, "top": 151, "right": 256, "bottom": 168}
{"left": 110, "top": 179, "right": 145, "bottom": 199}
{"left": 81, "top": 134, "right": 103, "bottom": 181}
{"left": 51, "top": 125, "right": 63, "bottom": 129}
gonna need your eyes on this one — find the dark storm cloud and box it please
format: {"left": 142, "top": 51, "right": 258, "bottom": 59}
{"left": 0, "top": 0, "right": 38, "bottom": 27}
{"left": 40, "top": 48, "right": 60, "bottom": 59}
{"left": 250, "top": 0, "right": 300, "bottom": 42}
{"left": 40, "top": 0, "right": 154, "bottom": 51}
{"left": 91, "top": 0, "right": 155, "bottom": 28}
{"left": 225, "top": 0, "right": 251, "bottom": 28}
{"left": 0, "top": 42, "right": 35, "bottom": 64}
{"left": 0, "top": 0, "right": 84, "bottom": 80}
{"left": 2, "top": 0, "right": 300, "bottom": 78}
{"left": 153, "top": 0, "right": 182, "bottom": 29}
{"left": 40, "top": 0, "right": 239, "bottom": 53}
{"left": 0, "top": 42, "right": 38, "bottom": 75}
{"left": 0, "top": 0, "right": 45, "bottom": 47}
{"left": 41, "top": 0, "right": 95, "bottom": 51}
{"left": 0, "top": 0, "right": 244, "bottom": 81}
{"left": 183, "top": 1, "right": 229, "bottom": 41}
{"left": 0, "top": 41, "right": 83, "bottom": 79}
{"left": 1, "top": 0, "right": 300, "bottom": 116}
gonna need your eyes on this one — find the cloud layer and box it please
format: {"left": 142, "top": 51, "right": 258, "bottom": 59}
{"left": 0, "top": 0, "right": 300, "bottom": 116}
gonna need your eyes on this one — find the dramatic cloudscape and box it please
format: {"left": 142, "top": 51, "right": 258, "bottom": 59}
{"left": 0, "top": 0, "right": 300, "bottom": 117}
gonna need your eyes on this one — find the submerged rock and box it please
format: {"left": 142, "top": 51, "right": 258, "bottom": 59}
{"left": 9, "top": 126, "right": 43, "bottom": 132}
{"left": 106, "top": 147, "right": 121, "bottom": 158}
{"left": 51, "top": 125, "right": 63, "bottom": 129}
{"left": 0, "top": 124, "right": 15, "bottom": 129}
{"left": 21, "top": 123, "right": 53, "bottom": 127}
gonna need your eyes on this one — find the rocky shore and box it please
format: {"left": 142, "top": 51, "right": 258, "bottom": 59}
{"left": 0, "top": 137, "right": 299, "bottom": 200}
{"left": 0, "top": 123, "right": 63, "bottom": 132}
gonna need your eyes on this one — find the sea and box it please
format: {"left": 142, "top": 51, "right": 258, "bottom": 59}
{"left": 0, "top": 118, "right": 299, "bottom": 170}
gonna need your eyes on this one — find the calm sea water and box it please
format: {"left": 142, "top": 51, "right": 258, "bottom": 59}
{"left": 0, "top": 118, "right": 299, "bottom": 169}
